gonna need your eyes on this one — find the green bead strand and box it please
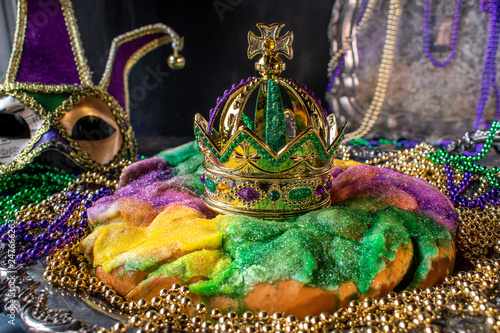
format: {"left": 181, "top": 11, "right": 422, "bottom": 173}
{"left": 0, "top": 163, "right": 74, "bottom": 223}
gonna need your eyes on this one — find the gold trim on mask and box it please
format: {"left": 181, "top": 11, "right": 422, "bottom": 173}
{"left": 99, "top": 24, "right": 183, "bottom": 89}
{"left": 60, "top": 0, "right": 93, "bottom": 85}
{"left": 0, "top": 83, "right": 137, "bottom": 176}
{"left": 99, "top": 24, "right": 184, "bottom": 116}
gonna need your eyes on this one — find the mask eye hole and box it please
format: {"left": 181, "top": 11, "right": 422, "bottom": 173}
{"left": 0, "top": 112, "right": 31, "bottom": 139}
{"left": 71, "top": 115, "right": 116, "bottom": 141}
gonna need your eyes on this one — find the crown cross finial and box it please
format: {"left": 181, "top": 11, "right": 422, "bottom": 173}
{"left": 248, "top": 23, "right": 294, "bottom": 77}
{"left": 247, "top": 23, "right": 294, "bottom": 59}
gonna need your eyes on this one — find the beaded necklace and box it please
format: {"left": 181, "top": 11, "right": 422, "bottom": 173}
{"left": 0, "top": 164, "right": 73, "bottom": 223}
{"left": 423, "top": 0, "right": 463, "bottom": 67}
{"left": 0, "top": 161, "right": 128, "bottom": 264}
{"left": 43, "top": 244, "right": 500, "bottom": 332}
{"left": 474, "top": 0, "right": 500, "bottom": 130}
{"left": 4, "top": 187, "right": 111, "bottom": 264}
{"left": 327, "top": 0, "right": 401, "bottom": 142}
{"left": 427, "top": 121, "right": 500, "bottom": 189}
{"left": 348, "top": 137, "right": 420, "bottom": 149}
{"left": 326, "top": 0, "right": 368, "bottom": 92}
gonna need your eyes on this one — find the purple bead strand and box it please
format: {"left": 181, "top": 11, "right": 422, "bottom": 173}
{"left": 0, "top": 187, "right": 111, "bottom": 265}
{"left": 444, "top": 164, "right": 500, "bottom": 207}
{"left": 474, "top": 0, "right": 500, "bottom": 130}
{"left": 327, "top": 0, "right": 369, "bottom": 93}
{"left": 326, "top": 55, "right": 345, "bottom": 92}
{"left": 423, "top": 0, "right": 463, "bottom": 67}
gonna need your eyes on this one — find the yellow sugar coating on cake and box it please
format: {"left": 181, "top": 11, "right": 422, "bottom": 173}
{"left": 333, "top": 159, "right": 363, "bottom": 169}
{"left": 81, "top": 205, "right": 224, "bottom": 273}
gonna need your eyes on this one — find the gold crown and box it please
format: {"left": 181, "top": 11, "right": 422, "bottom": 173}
{"left": 194, "top": 23, "right": 347, "bottom": 218}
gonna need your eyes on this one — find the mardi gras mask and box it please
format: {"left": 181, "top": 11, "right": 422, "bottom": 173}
{"left": 0, "top": 0, "right": 185, "bottom": 176}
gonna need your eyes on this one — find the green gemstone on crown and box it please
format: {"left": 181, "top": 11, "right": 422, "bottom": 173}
{"left": 288, "top": 187, "right": 312, "bottom": 202}
{"left": 269, "top": 190, "right": 281, "bottom": 201}
{"left": 205, "top": 177, "right": 217, "bottom": 193}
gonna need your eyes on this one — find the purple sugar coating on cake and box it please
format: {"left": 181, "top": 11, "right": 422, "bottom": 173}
{"left": 91, "top": 180, "right": 216, "bottom": 220}
{"left": 331, "top": 165, "right": 458, "bottom": 235}
{"left": 89, "top": 156, "right": 217, "bottom": 219}
{"left": 118, "top": 157, "right": 172, "bottom": 188}
{"left": 116, "top": 181, "right": 194, "bottom": 206}
{"left": 115, "top": 180, "right": 216, "bottom": 219}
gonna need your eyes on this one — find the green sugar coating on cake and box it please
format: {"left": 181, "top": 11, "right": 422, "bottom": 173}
{"left": 124, "top": 256, "right": 160, "bottom": 273}
{"left": 156, "top": 141, "right": 205, "bottom": 194}
{"left": 387, "top": 208, "right": 449, "bottom": 288}
{"left": 148, "top": 250, "right": 232, "bottom": 282}
{"left": 189, "top": 204, "right": 453, "bottom": 299}
{"left": 157, "top": 140, "right": 201, "bottom": 166}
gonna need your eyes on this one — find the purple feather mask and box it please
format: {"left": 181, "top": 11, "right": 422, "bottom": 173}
{"left": 0, "top": 0, "right": 184, "bottom": 176}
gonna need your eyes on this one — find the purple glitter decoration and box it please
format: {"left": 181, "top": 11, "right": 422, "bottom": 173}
{"left": 237, "top": 187, "right": 260, "bottom": 202}
{"left": 16, "top": 0, "right": 81, "bottom": 85}
{"left": 474, "top": 0, "right": 500, "bottom": 130}
{"left": 90, "top": 157, "right": 217, "bottom": 219}
{"left": 423, "top": 0, "right": 462, "bottom": 67}
{"left": 118, "top": 157, "right": 172, "bottom": 188}
{"left": 207, "top": 77, "right": 256, "bottom": 134}
{"left": 330, "top": 165, "right": 458, "bottom": 235}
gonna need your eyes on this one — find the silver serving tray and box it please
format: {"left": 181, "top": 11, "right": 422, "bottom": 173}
{"left": 1, "top": 243, "right": 131, "bottom": 333}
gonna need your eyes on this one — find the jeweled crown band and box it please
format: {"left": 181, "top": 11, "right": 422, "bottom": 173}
{"left": 201, "top": 168, "right": 333, "bottom": 218}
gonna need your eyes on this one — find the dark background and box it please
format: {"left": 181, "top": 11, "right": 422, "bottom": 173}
{"left": 71, "top": 0, "right": 335, "bottom": 155}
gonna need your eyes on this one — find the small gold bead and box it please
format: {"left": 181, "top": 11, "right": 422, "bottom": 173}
{"left": 129, "top": 315, "right": 143, "bottom": 327}
{"left": 179, "top": 285, "right": 190, "bottom": 295}
{"left": 211, "top": 309, "right": 222, "bottom": 320}
{"left": 112, "top": 322, "right": 127, "bottom": 333}
{"left": 170, "top": 283, "right": 181, "bottom": 293}
{"left": 196, "top": 303, "right": 206, "bottom": 315}
{"left": 258, "top": 311, "right": 269, "bottom": 321}
{"left": 150, "top": 296, "right": 161, "bottom": 307}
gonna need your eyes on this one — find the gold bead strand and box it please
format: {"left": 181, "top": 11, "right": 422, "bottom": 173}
{"left": 343, "top": 0, "right": 401, "bottom": 142}
{"left": 327, "top": 0, "right": 378, "bottom": 70}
